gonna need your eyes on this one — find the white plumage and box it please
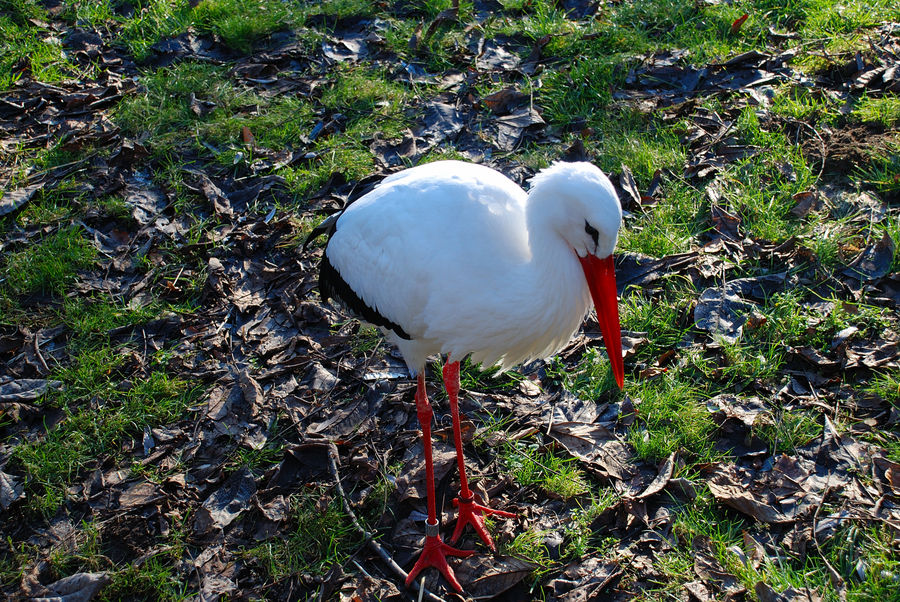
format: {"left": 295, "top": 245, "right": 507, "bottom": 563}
{"left": 315, "top": 159, "right": 625, "bottom": 592}
{"left": 324, "top": 160, "right": 622, "bottom": 374}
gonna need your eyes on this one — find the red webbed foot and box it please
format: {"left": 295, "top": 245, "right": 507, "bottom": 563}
{"left": 405, "top": 521, "right": 474, "bottom": 593}
{"left": 450, "top": 493, "right": 517, "bottom": 551}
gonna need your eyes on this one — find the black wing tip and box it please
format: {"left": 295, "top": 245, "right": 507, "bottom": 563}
{"left": 303, "top": 213, "right": 342, "bottom": 251}
{"left": 318, "top": 252, "right": 413, "bottom": 340}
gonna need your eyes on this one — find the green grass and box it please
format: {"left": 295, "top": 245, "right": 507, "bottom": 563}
{"left": 12, "top": 345, "right": 198, "bottom": 515}
{"left": 627, "top": 376, "right": 719, "bottom": 463}
{"left": 502, "top": 441, "right": 590, "bottom": 498}
{"left": 854, "top": 138, "right": 900, "bottom": 197}
{"left": 242, "top": 488, "right": 359, "bottom": 579}
{"left": 562, "top": 490, "right": 619, "bottom": 560}
{"left": 0, "top": 4, "right": 76, "bottom": 89}
{"left": 1, "top": 227, "right": 96, "bottom": 297}
{"left": 754, "top": 408, "right": 820, "bottom": 454}
{"left": 193, "top": 0, "right": 300, "bottom": 54}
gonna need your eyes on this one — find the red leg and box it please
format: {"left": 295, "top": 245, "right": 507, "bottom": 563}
{"left": 404, "top": 371, "right": 473, "bottom": 593}
{"left": 443, "top": 361, "right": 516, "bottom": 551}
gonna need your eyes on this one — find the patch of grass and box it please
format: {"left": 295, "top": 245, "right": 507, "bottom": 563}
{"left": 97, "top": 555, "right": 189, "bottom": 602}
{"left": 562, "top": 489, "right": 619, "bottom": 560}
{"left": 352, "top": 323, "right": 383, "bottom": 354}
{"left": 61, "top": 0, "right": 117, "bottom": 26}
{"left": 621, "top": 175, "right": 706, "bottom": 255}
{"left": 755, "top": 408, "right": 820, "bottom": 454}
{"left": 727, "top": 107, "right": 816, "bottom": 241}
{"left": 502, "top": 527, "right": 553, "bottom": 582}
{"left": 113, "top": 62, "right": 250, "bottom": 150}
{"left": 13, "top": 346, "right": 198, "bottom": 515}
{"left": 304, "top": 0, "right": 377, "bottom": 20}
{"left": 61, "top": 296, "right": 164, "bottom": 341}
{"left": 502, "top": 441, "right": 589, "bottom": 498}
{"left": 851, "top": 94, "right": 900, "bottom": 128}
{"left": 771, "top": 85, "right": 841, "bottom": 126}
{"left": 627, "top": 376, "right": 718, "bottom": 463}
{"left": 243, "top": 488, "right": 359, "bottom": 579}
{"left": 2, "top": 227, "right": 96, "bottom": 297}
{"left": 320, "top": 67, "right": 411, "bottom": 136}
{"left": 868, "top": 370, "right": 900, "bottom": 406}
{"left": 193, "top": 0, "right": 301, "bottom": 54}
{"left": 547, "top": 347, "right": 623, "bottom": 401}
{"left": 116, "top": 0, "right": 194, "bottom": 62}
{"left": 0, "top": 6, "right": 75, "bottom": 89}
{"left": 854, "top": 139, "right": 900, "bottom": 197}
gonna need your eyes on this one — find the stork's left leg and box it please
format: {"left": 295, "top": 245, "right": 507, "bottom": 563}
{"left": 405, "top": 371, "right": 473, "bottom": 592}
{"left": 443, "top": 361, "right": 516, "bottom": 551}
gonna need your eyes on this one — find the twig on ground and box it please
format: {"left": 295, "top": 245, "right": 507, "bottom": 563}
{"left": 325, "top": 441, "right": 448, "bottom": 602}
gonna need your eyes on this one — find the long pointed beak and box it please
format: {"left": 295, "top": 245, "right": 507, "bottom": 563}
{"left": 578, "top": 254, "right": 624, "bottom": 389}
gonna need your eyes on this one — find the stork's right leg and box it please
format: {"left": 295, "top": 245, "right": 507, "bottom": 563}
{"left": 443, "top": 361, "right": 516, "bottom": 551}
{"left": 405, "top": 371, "right": 473, "bottom": 593}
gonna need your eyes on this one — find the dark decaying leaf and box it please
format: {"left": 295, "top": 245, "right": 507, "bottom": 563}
{"left": 707, "top": 464, "right": 798, "bottom": 523}
{"left": 482, "top": 87, "right": 530, "bottom": 115}
{"left": 194, "top": 467, "right": 257, "bottom": 533}
{"left": 632, "top": 452, "right": 676, "bottom": 499}
{"left": 550, "top": 422, "right": 637, "bottom": 482}
{"left": 117, "top": 480, "right": 164, "bottom": 510}
{"left": 476, "top": 38, "right": 521, "bottom": 71}
{"left": 619, "top": 164, "right": 641, "bottom": 208}
{"left": 547, "top": 557, "right": 622, "bottom": 600}
{"left": 338, "top": 574, "right": 401, "bottom": 602}
{"left": 692, "top": 535, "right": 744, "bottom": 594}
{"left": 755, "top": 581, "right": 823, "bottom": 602}
{"left": 843, "top": 231, "right": 895, "bottom": 281}
{"left": 706, "top": 394, "right": 768, "bottom": 428}
{"left": 0, "top": 182, "right": 44, "bottom": 217}
{"left": 322, "top": 31, "right": 370, "bottom": 62}
{"left": 709, "top": 203, "right": 742, "bottom": 242}
{"left": 0, "top": 379, "right": 63, "bottom": 403}
{"left": 0, "top": 470, "right": 25, "bottom": 510}
{"left": 417, "top": 101, "right": 466, "bottom": 145}
{"left": 694, "top": 285, "right": 754, "bottom": 343}
{"left": 32, "top": 572, "right": 110, "bottom": 602}
{"left": 494, "top": 105, "right": 545, "bottom": 150}
{"left": 199, "top": 573, "right": 237, "bottom": 602}
{"left": 124, "top": 179, "right": 168, "bottom": 225}
{"left": 453, "top": 555, "right": 537, "bottom": 598}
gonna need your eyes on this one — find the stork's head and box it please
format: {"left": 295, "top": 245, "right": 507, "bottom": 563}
{"left": 528, "top": 162, "right": 625, "bottom": 389}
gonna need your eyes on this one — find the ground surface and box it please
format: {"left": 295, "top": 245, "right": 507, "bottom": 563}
{"left": 1, "top": 0, "right": 900, "bottom": 600}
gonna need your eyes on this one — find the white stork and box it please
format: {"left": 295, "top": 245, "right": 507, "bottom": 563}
{"left": 311, "top": 160, "right": 624, "bottom": 592}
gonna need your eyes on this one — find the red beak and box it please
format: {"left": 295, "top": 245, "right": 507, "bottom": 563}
{"left": 578, "top": 254, "right": 624, "bottom": 389}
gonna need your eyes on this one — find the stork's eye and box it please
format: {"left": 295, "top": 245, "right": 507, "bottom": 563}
{"left": 584, "top": 221, "right": 599, "bottom": 246}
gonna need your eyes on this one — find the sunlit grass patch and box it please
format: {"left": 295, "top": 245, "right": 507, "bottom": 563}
{"left": 851, "top": 94, "right": 900, "bottom": 128}
{"left": 12, "top": 345, "right": 198, "bottom": 515}
{"left": 562, "top": 489, "right": 619, "bottom": 560}
{"left": 2, "top": 227, "right": 96, "bottom": 297}
{"left": 193, "top": 0, "right": 301, "bottom": 53}
{"left": 116, "top": 0, "right": 195, "bottom": 62}
{"left": 242, "top": 488, "right": 359, "bottom": 579}
{"left": 627, "top": 376, "right": 718, "bottom": 463}
{"left": 321, "top": 67, "right": 410, "bottom": 122}
{"left": 618, "top": 178, "right": 704, "bottom": 257}
{"left": 114, "top": 62, "right": 253, "bottom": 150}
{"left": 754, "top": 407, "right": 820, "bottom": 454}
{"left": 546, "top": 347, "right": 621, "bottom": 401}
{"left": 0, "top": 11, "right": 75, "bottom": 89}
{"left": 61, "top": 296, "right": 164, "bottom": 341}
{"left": 303, "top": 0, "right": 378, "bottom": 20}
{"left": 854, "top": 138, "right": 900, "bottom": 197}
{"left": 502, "top": 440, "right": 589, "bottom": 498}
{"left": 502, "top": 527, "right": 553, "bottom": 581}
